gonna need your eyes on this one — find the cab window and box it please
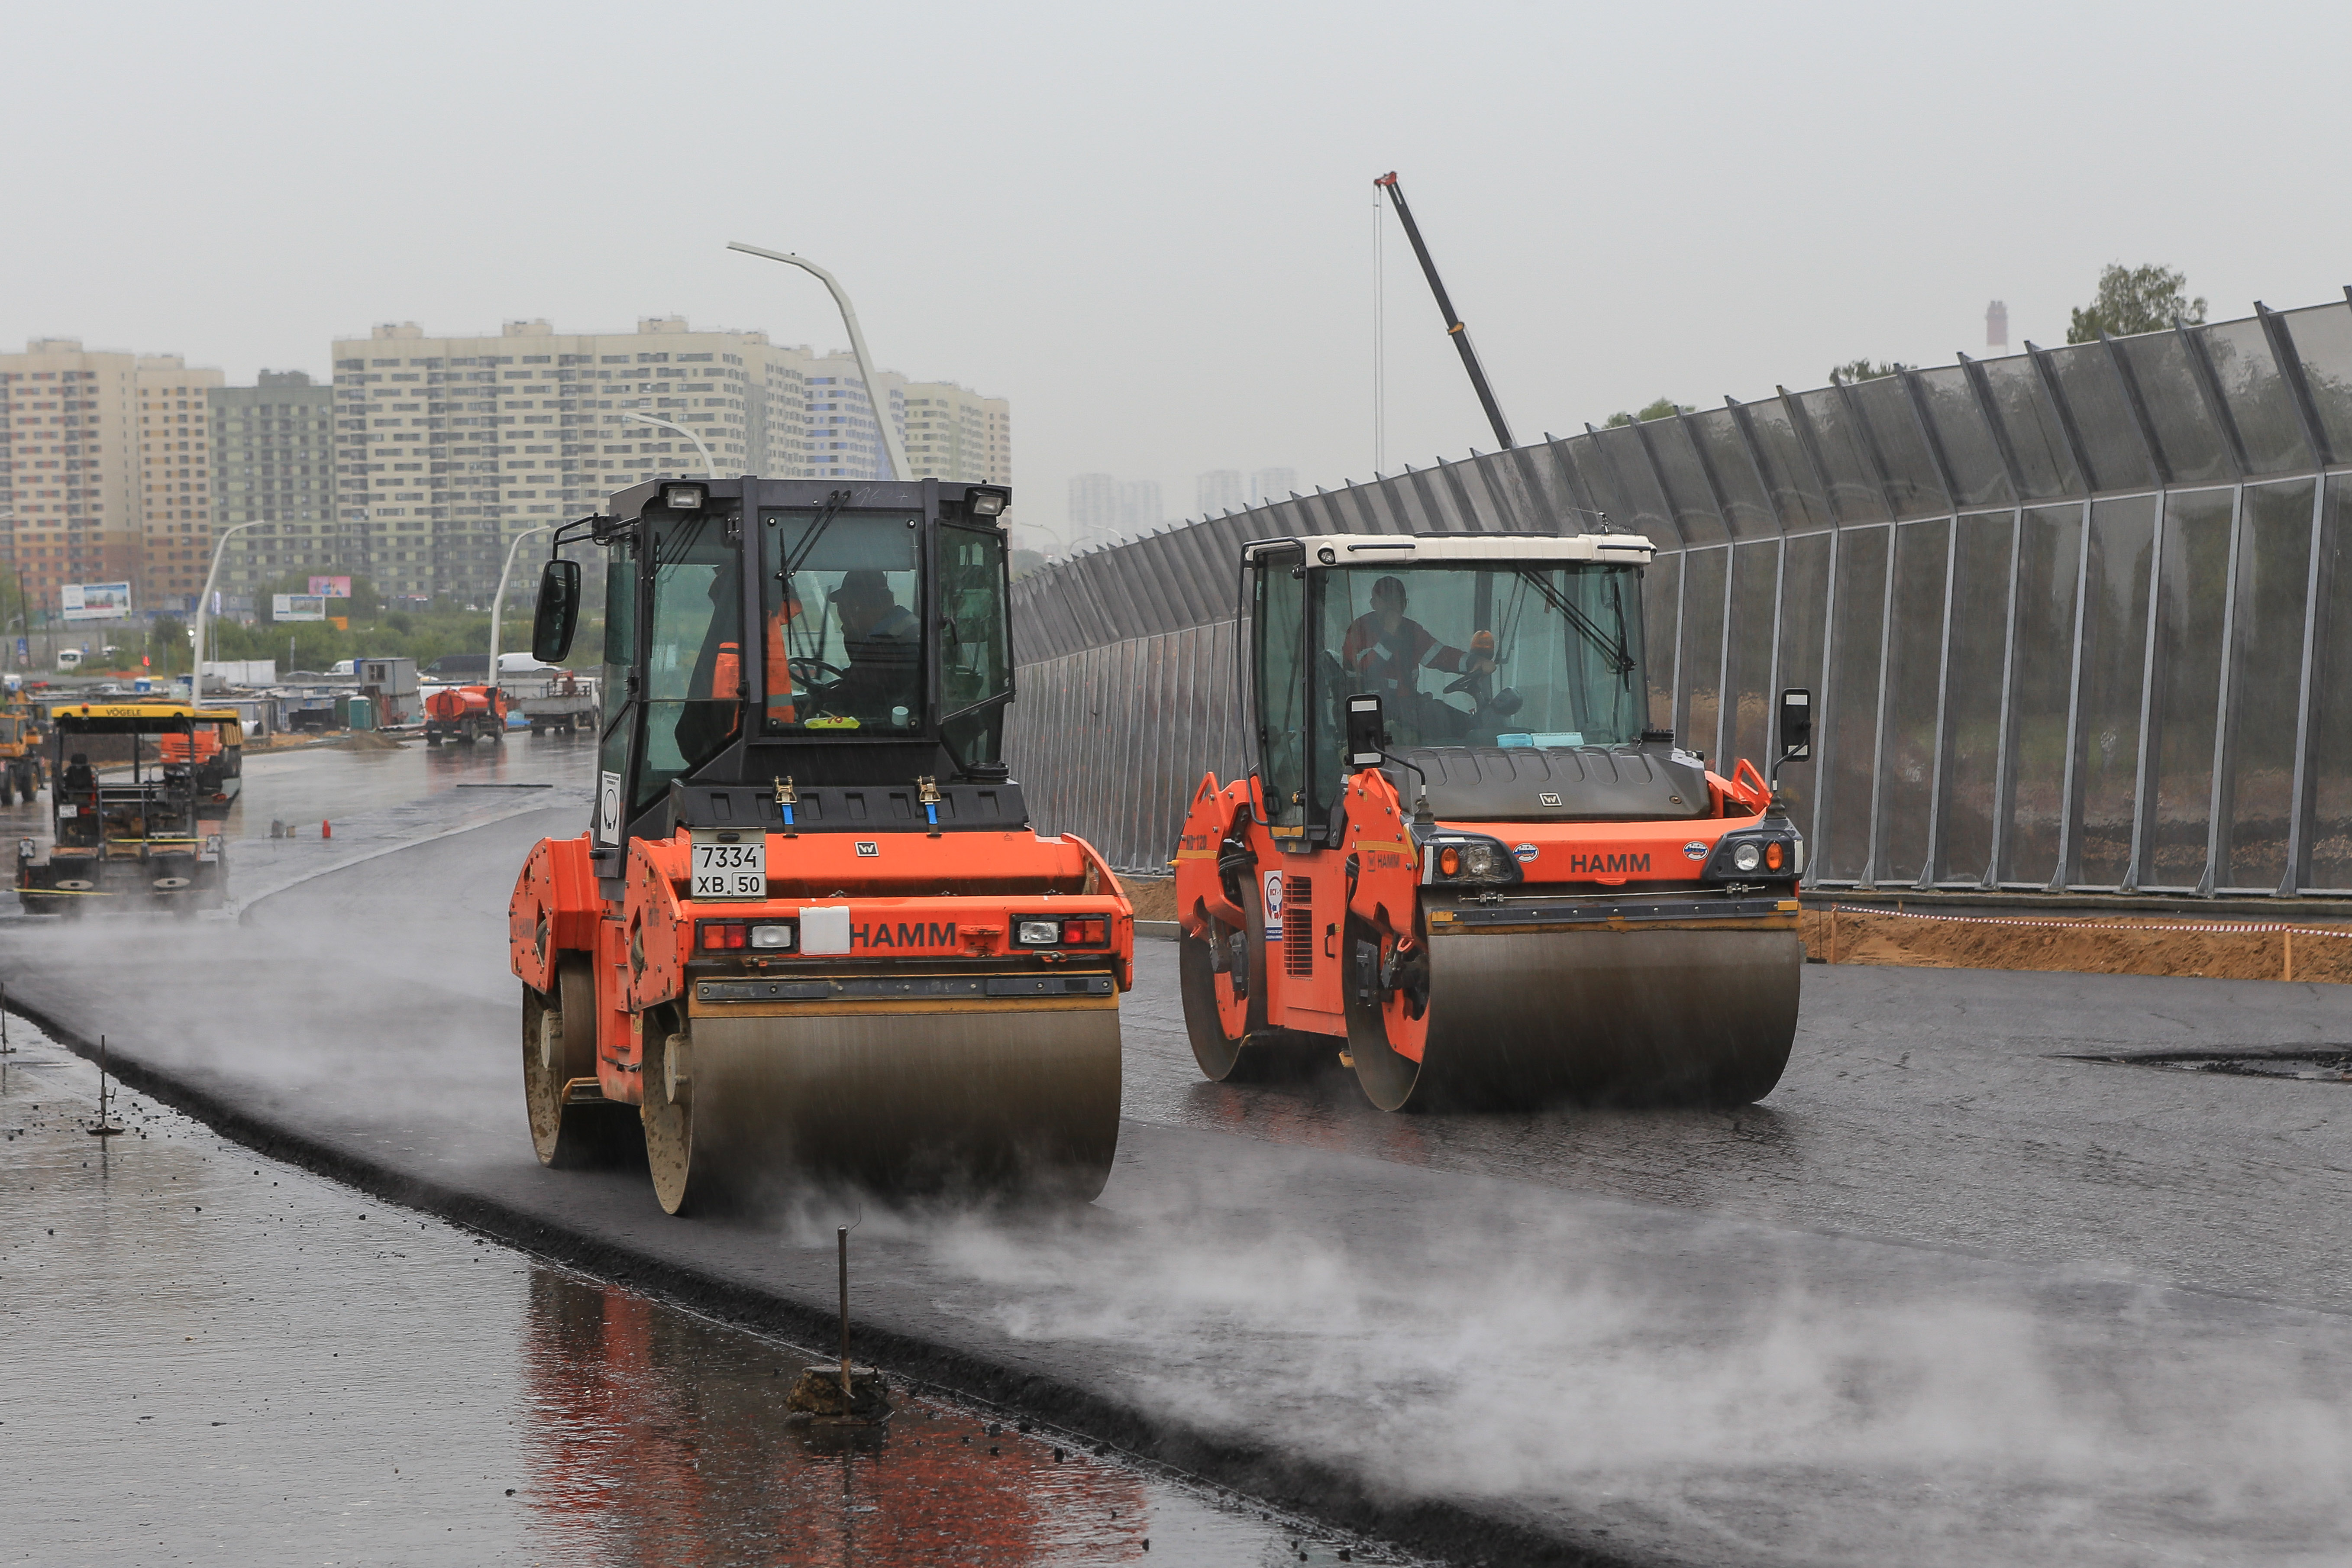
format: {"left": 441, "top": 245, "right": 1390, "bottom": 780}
{"left": 637, "top": 514, "right": 739, "bottom": 808}
{"left": 1253, "top": 548, "right": 1307, "bottom": 829}
{"left": 761, "top": 510, "right": 923, "bottom": 735}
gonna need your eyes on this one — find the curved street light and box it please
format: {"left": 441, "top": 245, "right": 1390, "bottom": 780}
{"left": 487, "top": 524, "right": 559, "bottom": 684}
{"left": 191, "top": 521, "right": 265, "bottom": 709}
{"left": 619, "top": 411, "right": 717, "bottom": 481}
{"left": 726, "top": 241, "right": 913, "bottom": 483}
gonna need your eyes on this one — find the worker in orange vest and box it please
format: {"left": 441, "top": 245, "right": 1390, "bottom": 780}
{"left": 704, "top": 581, "right": 804, "bottom": 735}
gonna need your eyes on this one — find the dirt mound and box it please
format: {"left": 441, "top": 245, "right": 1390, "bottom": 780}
{"left": 1803, "top": 905, "right": 2352, "bottom": 984}
{"left": 333, "top": 730, "right": 407, "bottom": 751}
{"left": 1122, "top": 876, "right": 1178, "bottom": 922}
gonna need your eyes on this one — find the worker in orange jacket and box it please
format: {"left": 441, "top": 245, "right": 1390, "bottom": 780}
{"left": 706, "top": 582, "right": 804, "bottom": 734}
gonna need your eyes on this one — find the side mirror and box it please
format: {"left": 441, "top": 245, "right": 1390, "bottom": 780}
{"left": 1345, "top": 693, "right": 1387, "bottom": 769}
{"left": 531, "top": 559, "right": 581, "bottom": 663}
{"left": 1775, "top": 687, "right": 1813, "bottom": 767}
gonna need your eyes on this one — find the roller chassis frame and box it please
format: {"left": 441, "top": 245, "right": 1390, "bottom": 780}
{"left": 511, "top": 828, "right": 1133, "bottom": 1209}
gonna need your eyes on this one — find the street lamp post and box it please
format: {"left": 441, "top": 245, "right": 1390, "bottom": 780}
{"left": 618, "top": 411, "right": 718, "bottom": 481}
{"left": 0, "top": 509, "right": 25, "bottom": 671}
{"left": 487, "top": 524, "right": 558, "bottom": 684}
{"left": 191, "top": 521, "right": 264, "bottom": 710}
{"left": 726, "top": 242, "right": 913, "bottom": 483}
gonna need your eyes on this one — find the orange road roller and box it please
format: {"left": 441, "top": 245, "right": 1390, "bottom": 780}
{"left": 1175, "top": 529, "right": 1809, "bottom": 1111}
{"left": 509, "top": 478, "right": 1131, "bottom": 1213}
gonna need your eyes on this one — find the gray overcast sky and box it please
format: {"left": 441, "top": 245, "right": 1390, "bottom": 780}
{"left": 6, "top": 0, "right": 2346, "bottom": 552}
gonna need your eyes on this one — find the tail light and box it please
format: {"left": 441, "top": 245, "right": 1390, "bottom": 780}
{"left": 1014, "top": 914, "right": 1112, "bottom": 947}
{"left": 701, "top": 918, "right": 794, "bottom": 951}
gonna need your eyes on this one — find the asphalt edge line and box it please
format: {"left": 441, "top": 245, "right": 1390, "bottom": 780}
{"left": 225, "top": 791, "right": 588, "bottom": 921}
{"left": 6, "top": 986, "right": 1651, "bottom": 1568}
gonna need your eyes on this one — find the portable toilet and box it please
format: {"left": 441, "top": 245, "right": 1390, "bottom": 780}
{"left": 347, "top": 695, "right": 375, "bottom": 731}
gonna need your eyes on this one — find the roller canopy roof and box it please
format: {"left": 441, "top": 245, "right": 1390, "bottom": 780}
{"left": 51, "top": 704, "right": 244, "bottom": 734}
{"left": 1245, "top": 532, "right": 1656, "bottom": 564}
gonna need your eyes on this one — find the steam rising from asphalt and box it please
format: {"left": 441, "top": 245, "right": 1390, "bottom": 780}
{"left": 905, "top": 1175, "right": 2352, "bottom": 1563}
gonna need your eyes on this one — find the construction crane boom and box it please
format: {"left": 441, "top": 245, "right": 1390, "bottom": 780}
{"left": 1375, "top": 171, "right": 1515, "bottom": 452}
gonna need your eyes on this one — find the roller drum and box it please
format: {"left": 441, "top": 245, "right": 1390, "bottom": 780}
{"left": 651, "top": 1005, "right": 1122, "bottom": 1210}
{"left": 1348, "top": 925, "right": 1801, "bottom": 1111}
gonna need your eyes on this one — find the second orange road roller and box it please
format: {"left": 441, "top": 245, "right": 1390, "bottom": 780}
{"left": 507, "top": 476, "right": 1131, "bottom": 1213}
{"left": 1175, "top": 529, "right": 1809, "bottom": 1110}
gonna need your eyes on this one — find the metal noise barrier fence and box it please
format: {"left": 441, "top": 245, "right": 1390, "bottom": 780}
{"left": 1008, "top": 292, "right": 2352, "bottom": 893}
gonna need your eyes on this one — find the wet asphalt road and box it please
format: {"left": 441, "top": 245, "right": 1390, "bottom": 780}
{"left": 2, "top": 1025, "right": 1376, "bottom": 1568}
{"left": 6, "top": 746, "right": 2352, "bottom": 1565}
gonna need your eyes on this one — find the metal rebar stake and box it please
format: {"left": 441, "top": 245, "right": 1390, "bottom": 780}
{"left": 87, "top": 1033, "right": 123, "bottom": 1137}
{"left": 0, "top": 980, "right": 13, "bottom": 1054}
{"left": 837, "top": 1224, "right": 852, "bottom": 1405}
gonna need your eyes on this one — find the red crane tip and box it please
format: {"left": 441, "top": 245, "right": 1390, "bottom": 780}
{"left": 1374, "top": 171, "right": 1397, "bottom": 186}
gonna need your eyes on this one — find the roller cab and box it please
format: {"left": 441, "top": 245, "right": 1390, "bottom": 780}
{"left": 507, "top": 477, "right": 1129, "bottom": 1213}
{"left": 1175, "top": 531, "right": 1810, "bottom": 1111}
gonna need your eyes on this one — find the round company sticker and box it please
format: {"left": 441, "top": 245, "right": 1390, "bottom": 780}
{"left": 1512, "top": 843, "right": 1540, "bottom": 863}
{"left": 1263, "top": 869, "right": 1284, "bottom": 921}
{"left": 1683, "top": 841, "right": 1709, "bottom": 860}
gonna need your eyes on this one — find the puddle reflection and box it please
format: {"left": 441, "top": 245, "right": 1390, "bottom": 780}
{"left": 522, "top": 1271, "right": 1154, "bottom": 1565}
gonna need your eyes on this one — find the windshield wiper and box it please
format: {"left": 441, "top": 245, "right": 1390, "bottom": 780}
{"left": 778, "top": 488, "right": 853, "bottom": 586}
{"left": 1512, "top": 568, "right": 1635, "bottom": 681}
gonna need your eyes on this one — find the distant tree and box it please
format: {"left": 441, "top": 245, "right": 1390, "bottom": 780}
{"left": 145, "top": 615, "right": 189, "bottom": 674}
{"left": 1831, "top": 359, "right": 1909, "bottom": 382}
{"left": 1604, "top": 398, "right": 1693, "bottom": 427}
{"left": 2066, "top": 263, "right": 2207, "bottom": 344}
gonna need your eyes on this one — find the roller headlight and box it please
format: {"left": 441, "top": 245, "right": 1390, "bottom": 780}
{"left": 1016, "top": 918, "right": 1061, "bottom": 945}
{"left": 1420, "top": 832, "right": 1523, "bottom": 887}
{"left": 1703, "top": 830, "right": 1804, "bottom": 882}
{"left": 748, "top": 923, "right": 795, "bottom": 950}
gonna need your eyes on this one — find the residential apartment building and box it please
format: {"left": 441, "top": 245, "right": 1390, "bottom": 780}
{"left": 1066, "top": 473, "right": 1163, "bottom": 549}
{"left": 1197, "top": 469, "right": 1244, "bottom": 516}
{"left": 801, "top": 352, "right": 900, "bottom": 482}
{"left": 208, "top": 370, "right": 338, "bottom": 605}
{"left": 1249, "top": 467, "right": 1298, "bottom": 506}
{"left": 330, "top": 319, "right": 1009, "bottom": 604}
{"left": 902, "top": 378, "right": 1010, "bottom": 487}
{"left": 331, "top": 317, "right": 795, "bottom": 603}
{"left": 137, "top": 355, "right": 224, "bottom": 610}
{"left": 0, "top": 339, "right": 139, "bottom": 613}
{"left": 0, "top": 338, "right": 224, "bottom": 616}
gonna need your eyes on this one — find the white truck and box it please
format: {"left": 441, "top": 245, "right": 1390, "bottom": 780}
{"left": 498, "top": 666, "right": 598, "bottom": 737}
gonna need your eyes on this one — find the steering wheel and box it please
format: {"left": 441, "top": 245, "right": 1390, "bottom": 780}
{"left": 1442, "top": 667, "right": 1491, "bottom": 705}
{"left": 787, "top": 656, "right": 849, "bottom": 689}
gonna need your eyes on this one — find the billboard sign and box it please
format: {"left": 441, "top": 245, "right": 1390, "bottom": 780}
{"left": 273, "top": 594, "right": 328, "bottom": 623}
{"left": 309, "top": 575, "right": 352, "bottom": 598}
{"left": 61, "top": 582, "right": 132, "bottom": 623}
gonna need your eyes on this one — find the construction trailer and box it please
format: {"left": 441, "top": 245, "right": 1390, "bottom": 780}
{"left": 356, "top": 657, "right": 422, "bottom": 728}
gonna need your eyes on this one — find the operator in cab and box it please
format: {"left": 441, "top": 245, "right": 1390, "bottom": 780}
{"left": 1340, "top": 575, "right": 1494, "bottom": 744}
{"left": 825, "top": 569, "right": 921, "bottom": 726}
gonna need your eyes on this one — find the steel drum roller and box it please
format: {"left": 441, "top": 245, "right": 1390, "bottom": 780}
{"left": 644, "top": 1004, "right": 1123, "bottom": 1209}
{"left": 1347, "top": 927, "right": 1802, "bottom": 1111}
